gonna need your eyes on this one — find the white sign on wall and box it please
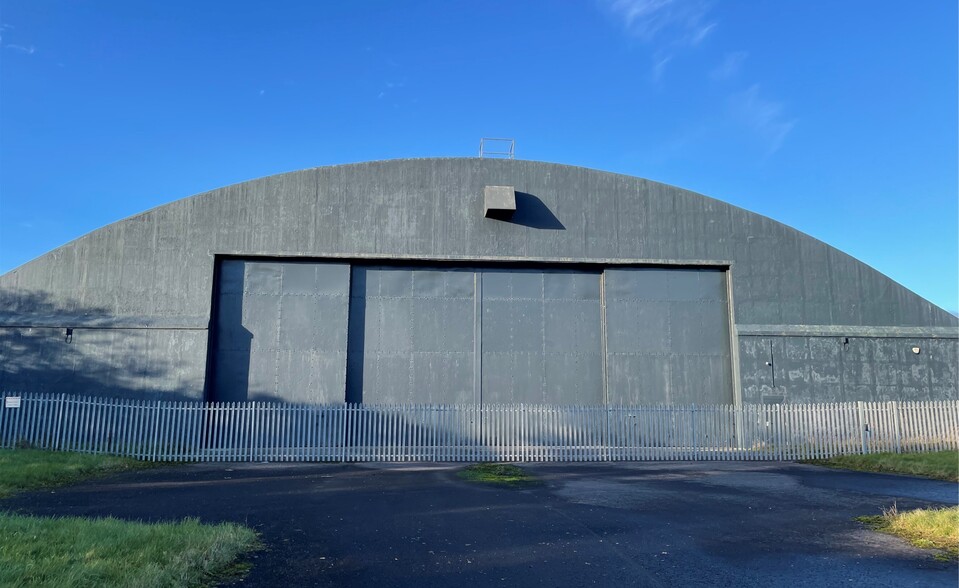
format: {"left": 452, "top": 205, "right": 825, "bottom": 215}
{"left": 4, "top": 397, "right": 21, "bottom": 409}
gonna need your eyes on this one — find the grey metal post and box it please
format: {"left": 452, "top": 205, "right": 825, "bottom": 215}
{"left": 692, "top": 404, "right": 698, "bottom": 460}
{"left": 54, "top": 393, "right": 65, "bottom": 451}
{"left": 151, "top": 401, "right": 161, "bottom": 461}
{"left": 857, "top": 401, "right": 867, "bottom": 455}
{"left": 891, "top": 401, "right": 902, "bottom": 454}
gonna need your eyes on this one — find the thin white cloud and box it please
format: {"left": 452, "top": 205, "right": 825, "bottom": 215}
{"left": 602, "top": 0, "right": 716, "bottom": 80}
{"left": 710, "top": 51, "right": 748, "bottom": 80}
{"left": 378, "top": 80, "right": 406, "bottom": 100}
{"left": 728, "top": 84, "right": 797, "bottom": 155}
{"left": 689, "top": 21, "right": 716, "bottom": 46}
{"left": 651, "top": 52, "right": 672, "bottom": 82}
{"left": 604, "top": 0, "right": 716, "bottom": 45}
{"left": 5, "top": 44, "right": 35, "bottom": 55}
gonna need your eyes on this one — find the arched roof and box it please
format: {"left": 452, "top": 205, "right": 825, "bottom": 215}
{"left": 1, "top": 158, "right": 955, "bottom": 331}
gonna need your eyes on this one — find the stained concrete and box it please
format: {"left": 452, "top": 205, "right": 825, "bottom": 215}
{"left": 739, "top": 335, "right": 959, "bottom": 403}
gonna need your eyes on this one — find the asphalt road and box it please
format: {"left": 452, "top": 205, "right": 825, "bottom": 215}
{"left": 3, "top": 461, "right": 956, "bottom": 587}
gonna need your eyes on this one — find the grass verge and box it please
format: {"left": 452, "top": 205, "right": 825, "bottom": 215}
{"left": 0, "top": 513, "right": 259, "bottom": 587}
{"left": 0, "top": 448, "right": 166, "bottom": 498}
{"left": 802, "top": 450, "right": 958, "bottom": 482}
{"left": 457, "top": 462, "right": 537, "bottom": 486}
{"left": 0, "top": 449, "right": 259, "bottom": 586}
{"left": 857, "top": 504, "right": 959, "bottom": 561}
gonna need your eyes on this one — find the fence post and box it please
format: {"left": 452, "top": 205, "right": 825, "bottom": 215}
{"left": 734, "top": 404, "right": 744, "bottom": 451}
{"left": 891, "top": 401, "right": 901, "bottom": 454}
{"left": 857, "top": 401, "right": 867, "bottom": 455}
{"left": 604, "top": 403, "right": 611, "bottom": 462}
{"left": 691, "top": 404, "right": 698, "bottom": 460}
{"left": 150, "top": 400, "right": 161, "bottom": 461}
{"left": 52, "top": 393, "right": 66, "bottom": 451}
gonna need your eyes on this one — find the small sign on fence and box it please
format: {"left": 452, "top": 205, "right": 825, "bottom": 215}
{"left": 4, "top": 397, "right": 21, "bottom": 409}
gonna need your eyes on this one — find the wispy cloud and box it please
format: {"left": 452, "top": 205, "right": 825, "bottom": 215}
{"left": 602, "top": 0, "right": 716, "bottom": 80}
{"left": 604, "top": 0, "right": 716, "bottom": 46}
{"left": 651, "top": 52, "right": 672, "bottom": 81}
{"left": 728, "top": 84, "right": 797, "bottom": 154}
{"left": 5, "top": 43, "right": 35, "bottom": 55}
{"left": 710, "top": 51, "right": 747, "bottom": 80}
{"left": 378, "top": 80, "right": 405, "bottom": 100}
{"left": 2, "top": 23, "right": 36, "bottom": 55}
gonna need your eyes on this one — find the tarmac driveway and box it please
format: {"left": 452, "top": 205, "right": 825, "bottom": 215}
{"left": 2, "top": 461, "right": 956, "bottom": 587}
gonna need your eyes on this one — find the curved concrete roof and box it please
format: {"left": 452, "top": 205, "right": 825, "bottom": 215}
{"left": 1, "top": 158, "right": 955, "bottom": 331}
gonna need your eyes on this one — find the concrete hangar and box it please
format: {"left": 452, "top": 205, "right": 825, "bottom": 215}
{"left": 0, "top": 158, "right": 956, "bottom": 407}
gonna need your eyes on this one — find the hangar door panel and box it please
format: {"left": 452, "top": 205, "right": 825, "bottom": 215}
{"left": 605, "top": 268, "right": 732, "bottom": 404}
{"left": 481, "top": 269, "right": 603, "bottom": 404}
{"left": 210, "top": 260, "right": 350, "bottom": 403}
{"left": 347, "top": 267, "right": 476, "bottom": 404}
{"left": 348, "top": 266, "right": 604, "bottom": 405}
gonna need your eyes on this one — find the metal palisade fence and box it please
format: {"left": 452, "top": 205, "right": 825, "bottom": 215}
{"left": 0, "top": 393, "right": 956, "bottom": 462}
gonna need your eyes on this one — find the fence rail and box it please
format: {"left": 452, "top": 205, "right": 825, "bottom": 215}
{"left": 1, "top": 393, "right": 956, "bottom": 462}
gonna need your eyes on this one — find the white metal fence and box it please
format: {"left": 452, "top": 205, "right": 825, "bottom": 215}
{"left": 1, "top": 393, "right": 956, "bottom": 462}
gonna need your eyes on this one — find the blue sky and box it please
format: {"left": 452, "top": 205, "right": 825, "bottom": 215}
{"left": 1, "top": 1, "right": 956, "bottom": 311}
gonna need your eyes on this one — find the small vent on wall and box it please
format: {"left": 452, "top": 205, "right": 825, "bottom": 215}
{"left": 484, "top": 185, "right": 516, "bottom": 220}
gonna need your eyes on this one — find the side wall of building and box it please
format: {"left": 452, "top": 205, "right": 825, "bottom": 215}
{"left": 739, "top": 335, "right": 958, "bottom": 403}
{"left": 0, "top": 327, "right": 207, "bottom": 400}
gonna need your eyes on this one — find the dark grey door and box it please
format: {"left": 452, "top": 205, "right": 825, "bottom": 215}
{"left": 210, "top": 261, "right": 732, "bottom": 406}
{"left": 210, "top": 260, "right": 350, "bottom": 403}
{"left": 345, "top": 266, "right": 604, "bottom": 405}
{"left": 480, "top": 269, "right": 603, "bottom": 404}
{"left": 604, "top": 268, "right": 732, "bottom": 404}
{"left": 346, "top": 266, "right": 476, "bottom": 404}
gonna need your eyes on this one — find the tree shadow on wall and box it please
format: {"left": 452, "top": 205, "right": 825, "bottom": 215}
{"left": 0, "top": 288, "right": 200, "bottom": 401}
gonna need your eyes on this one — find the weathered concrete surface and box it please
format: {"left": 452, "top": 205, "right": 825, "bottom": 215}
{"left": 740, "top": 335, "right": 959, "bottom": 403}
{"left": 0, "top": 326, "right": 207, "bottom": 400}
{"left": 2, "top": 461, "right": 955, "bottom": 587}
{"left": 0, "top": 159, "right": 955, "bottom": 402}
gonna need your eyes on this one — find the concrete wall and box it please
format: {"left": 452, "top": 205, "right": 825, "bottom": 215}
{"left": 739, "top": 334, "right": 958, "bottom": 403}
{"left": 0, "top": 158, "right": 955, "bottom": 402}
{"left": 0, "top": 326, "right": 206, "bottom": 400}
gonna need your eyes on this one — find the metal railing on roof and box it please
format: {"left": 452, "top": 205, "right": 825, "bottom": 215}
{"left": 478, "top": 138, "right": 515, "bottom": 159}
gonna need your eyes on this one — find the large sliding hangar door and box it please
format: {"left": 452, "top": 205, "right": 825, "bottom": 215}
{"left": 348, "top": 266, "right": 604, "bottom": 405}
{"left": 209, "top": 259, "right": 733, "bottom": 405}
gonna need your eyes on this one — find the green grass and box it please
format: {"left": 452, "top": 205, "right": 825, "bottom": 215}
{"left": 0, "top": 449, "right": 259, "bottom": 586}
{"left": 0, "top": 513, "right": 259, "bottom": 587}
{"left": 457, "top": 462, "right": 538, "bottom": 486}
{"left": 0, "top": 449, "right": 165, "bottom": 498}
{"left": 803, "top": 450, "right": 958, "bottom": 482}
{"left": 857, "top": 504, "right": 959, "bottom": 560}
{"left": 824, "top": 452, "right": 959, "bottom": 559}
